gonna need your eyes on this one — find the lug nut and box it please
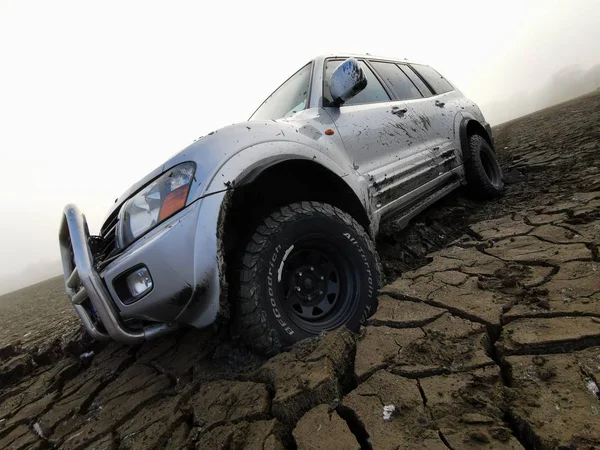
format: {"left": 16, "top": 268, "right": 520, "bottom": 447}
{"left": 298, "top": 272, "right": 303, "bottom": 277}
{"left": 320, "top": 276, "right": 324, "bottom": 280}
{"left": 310, "top": 266, "right": 314, "bottom": 271}
{"left": 295, "top": 286, "right": 301, "bottom": 292}
{"left": 318, "top": 290, "right": 323, "bottom": 295}
{"left": 307, "top": 295, "right": 312, "bottom": 301}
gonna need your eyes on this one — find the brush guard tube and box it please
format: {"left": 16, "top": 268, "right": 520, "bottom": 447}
{"left": 59, "top": 204, "right": 176, "bottom": 344}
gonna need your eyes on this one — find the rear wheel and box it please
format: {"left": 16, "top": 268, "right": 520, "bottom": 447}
{"left": 236, "top": 201, "right": 380, "bottom": 355}
{"left": 464, "top": 134, "right": 504, "bottom": 198}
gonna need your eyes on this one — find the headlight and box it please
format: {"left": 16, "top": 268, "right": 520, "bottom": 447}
{"left": 117, "top": 162, "right": 196, "bottom": 248}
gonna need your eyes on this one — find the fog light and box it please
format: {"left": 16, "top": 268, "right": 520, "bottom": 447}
{"left": 126, "top": 267, "right": 153, "bottom": 297}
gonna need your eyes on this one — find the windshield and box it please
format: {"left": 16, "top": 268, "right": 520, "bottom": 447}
{"left": 250, "top": 63, "right": 312, "bottom": 121}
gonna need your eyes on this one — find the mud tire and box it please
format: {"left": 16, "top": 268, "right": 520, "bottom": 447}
{"left": 464, "top": 134, "right": 505, "bottom": 198}
{"left": 236, "top": 201, "right": 381, "bottom": 356}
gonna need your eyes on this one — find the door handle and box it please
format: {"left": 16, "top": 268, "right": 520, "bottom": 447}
{"left": 391, "top": 106, "right": 408, "bottom": 117}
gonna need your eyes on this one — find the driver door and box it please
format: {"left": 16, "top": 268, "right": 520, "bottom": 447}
{"left": 323, "top": 59, "right": 427, "bottom": 213}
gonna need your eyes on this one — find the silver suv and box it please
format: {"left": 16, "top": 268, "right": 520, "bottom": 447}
{"left": 59, "top": 54, "right": 503, "bottom": 354}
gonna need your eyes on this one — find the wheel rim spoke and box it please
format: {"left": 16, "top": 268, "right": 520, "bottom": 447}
{"left": 326, "top": 277, "right": 339, "bottom": 296}
{"left": 313, "top": 296, "right": 333, "bottom": 315}
{"left": 291, "top": 300, "right": 314, "bottom": 318}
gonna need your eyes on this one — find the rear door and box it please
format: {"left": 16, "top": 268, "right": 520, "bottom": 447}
{"left": 402, "top": 63, "right": 462, "bottom": 172}
{"left": 323, "top": 59, "right": 427, "bottom": 213}
{"left": 365, "top": 59, "right": 459, "bottom": 215}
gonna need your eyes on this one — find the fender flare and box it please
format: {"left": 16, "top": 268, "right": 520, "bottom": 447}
{"left": 458, "top": 117, "right": 495, "bottom": 163}
{"left": 202, "top": 140, "right": 370, "bottom": 220}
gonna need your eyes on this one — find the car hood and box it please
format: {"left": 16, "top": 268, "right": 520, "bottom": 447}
{"left": 101, "top": 112, "right": 334, "bottom": 226}
{"left": 101, "top": 119, "right": 268, "bottom": 224}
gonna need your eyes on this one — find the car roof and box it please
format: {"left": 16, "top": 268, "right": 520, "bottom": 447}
{"left": 313, "top": 53, "right": 426, "bottom": 66}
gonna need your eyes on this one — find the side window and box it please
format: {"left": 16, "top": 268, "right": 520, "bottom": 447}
{"left": 369, "top": 61, "right": 422, "bottom": 101}
{"left": 324, "top": 59, "right": 390, "bottom": 106}
{"left": 250, "top": 63, "right": 312, "bottom": 121}
{"left": 410, "top": 64, "right": 454, "bottom": 94}
{"left": 398, "top": 64, "right": 432, "bottom": 97}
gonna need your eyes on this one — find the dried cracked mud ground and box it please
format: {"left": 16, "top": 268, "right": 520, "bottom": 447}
{"left": 2, "top": 91, "right": 600, "bottom": 450}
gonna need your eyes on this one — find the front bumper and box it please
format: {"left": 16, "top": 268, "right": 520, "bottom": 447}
{"left": 58, "top": 204, "right": 177, "bottom": 344}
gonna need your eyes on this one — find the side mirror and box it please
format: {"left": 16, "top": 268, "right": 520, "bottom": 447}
{"left": 329, "top": 58, "right": 367, "bottom": 106}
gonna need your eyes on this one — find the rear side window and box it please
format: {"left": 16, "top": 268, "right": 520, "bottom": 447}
{"left": 369, "top": 61, "right": 422, "bottom": 101}
{"left": 410, "top": 64, "right": 454, "bottom": 94}
{"left": 250, "top": 63, "right": 312, "bottom": 121}
{"left": 324, "top": 59, "right": 390, "bottom": 106}
{"left": 398, "top": 64, "right": 432, "bottom": 97}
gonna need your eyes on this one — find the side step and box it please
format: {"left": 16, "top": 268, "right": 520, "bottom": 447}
{"left": 385, "top": 179, "right": 462, "bottom": 230}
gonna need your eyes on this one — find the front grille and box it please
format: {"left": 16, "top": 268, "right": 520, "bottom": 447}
{"left": 101, "top": 208, "right": 119, "bottom": 236}
{"left": 100, "top": 223, "right": 117, "bottom": 257}
{"left": 94, "top": 208, "right": 120, "bottom": 263}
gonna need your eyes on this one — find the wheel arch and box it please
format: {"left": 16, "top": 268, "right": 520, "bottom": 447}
{"left": 218, "top": 158, "right": 371, "bottom": 269}
{"left": 459, "top": 117, "right": 494, "bottom": 163}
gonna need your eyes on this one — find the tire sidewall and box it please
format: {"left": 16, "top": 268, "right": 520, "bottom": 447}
{"left": 469, "top": 136, "right": 505, "bottom": 194}
{"left": 255, "top": 214, "right": 377, "bottom": 345}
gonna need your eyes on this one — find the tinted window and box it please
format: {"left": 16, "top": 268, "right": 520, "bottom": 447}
{"left": 369, "top": 61, "right": 422, "bottom": 101}
{"left": 251, "top": 63, "right": 311, "bottom": 121}
{"left": 398, "top": 64, "right": 432, "bottom": 97}
{"left": 410, "top": 64, "right": 454, "bottom": 94}
{"left": 324, "top": 59, "right": 390, "bottom": 106}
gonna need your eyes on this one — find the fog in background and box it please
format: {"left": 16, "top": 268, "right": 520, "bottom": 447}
{"left": 1, "top": 0, "right": 599, "bottom": 295}
{"left": 483, "top": 64, "right": 600, "bottom": 125}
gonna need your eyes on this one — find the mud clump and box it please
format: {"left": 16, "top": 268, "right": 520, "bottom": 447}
{"left": 293, "top": 404, "right": 360, "bottom": 450}
{"left": 255, "top": 328, "right": 356, "bottom": 426}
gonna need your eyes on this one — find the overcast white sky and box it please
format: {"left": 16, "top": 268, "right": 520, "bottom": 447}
{"left": 0, "top": 0, "right": 599, "bottom": 281}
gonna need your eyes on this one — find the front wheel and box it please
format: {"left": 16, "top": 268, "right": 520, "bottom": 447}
{"left": 236, "top": 201, "right": 380, "bottom": 355}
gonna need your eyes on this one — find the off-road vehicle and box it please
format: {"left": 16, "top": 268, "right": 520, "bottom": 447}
{"left": 59, "top": 54, "right": 503, "bottom": 354}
